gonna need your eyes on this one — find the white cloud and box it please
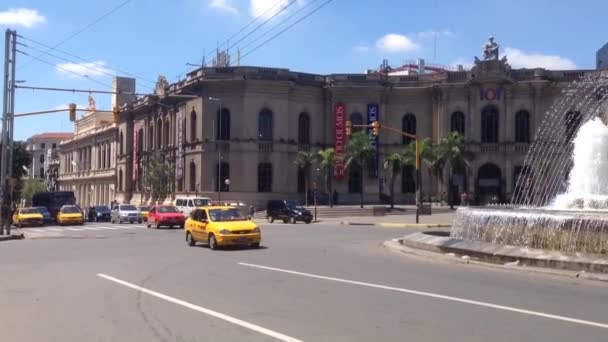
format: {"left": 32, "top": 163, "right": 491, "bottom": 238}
{"left": 376, "top": 33, "right": 419, "bottom": 53}
{"left": 504, "top": 47, "right": 576, "bottom": 70}
{"left": 56, "top": 61, "right": 113, "bottom": 78}
{"left": 353, "top": 44, "right": 370, "bottom": 53}
{"left": 416, "top": 29, "right": 454, "bottom": 39}
{"left": 209, "top": 0, "right": 239, "bottom": 15}
{"left": 52, "top": 103, "right": 86, "bottom": 111}
{"left": 0, "top": 8, "right": 45, "bottom": 28}
{"left": 250, "top": 0, "right": 289, "bottom": 19}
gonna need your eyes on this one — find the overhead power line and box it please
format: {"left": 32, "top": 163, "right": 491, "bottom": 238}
{"left": 19, "top": 0, "right": 133, "bottom": 70}
{"left": 15, "top": 85, "right": 149, "bottom": 96}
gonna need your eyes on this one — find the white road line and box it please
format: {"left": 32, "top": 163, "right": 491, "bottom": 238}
{"left": 84, "top": 226, "right": 103, "bottom": 230}
{"left": 46, "top": 228, "right": 63, "bottom": 232}
{"left": 28, "top": 228, "right": 45, "bottom": 233}
{"left": 97, "top": 226, "right": 120, "bottom": 230}
{"left": 238, "top": 262, "right": 608, "bottom": 330}
{"left": 64, "top": 227, "right": 85, "bottom": 231}
{"left": 96, "top": 273, "right": 302, "bottom": 342}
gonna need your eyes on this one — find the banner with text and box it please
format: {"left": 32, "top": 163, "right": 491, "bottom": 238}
{"left": 334, "top": 103, "right": 346, "bottom": 180}
{"left": 367, "top": 103, "right": 379, "bottom": 178}
{"left": 132, "top": 123, "right": 140, "bottom": 181}
{"left": 176, "top": 110, "right": 184, "bottom": 179}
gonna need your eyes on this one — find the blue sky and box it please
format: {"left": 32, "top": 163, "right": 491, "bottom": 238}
{"left": 1, "top": 0, "right": 607, "bottom": 140}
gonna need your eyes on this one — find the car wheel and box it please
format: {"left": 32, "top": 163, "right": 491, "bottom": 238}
{"left": 156, "top": 222, "right": 161, "bottom": 229}
{"left": 289, "top": 217, "right": 297, "bottom": 224}
{"left": 138, "top": 220, "right": 142, "bottom": 224}
{"left": 251, "top": 243, "right": 260, "bottom": 249}
{"left": 208, "top": 234, "right": 218, "bottom": 250}
{"left": 186, "top": 232, "right": 195, "bottom": 246}
{"left": 305, "top": 219, "right": 312, "bottom": 224}
{"left": 179, "top": 224, "right": 185, "bottom": 229}
{"left": 17, "top": 221, "right": 22, "bottom": 228}
{"left": 267, "top": 216, "right": 274, "bottom": 223}
{"left": 168, "top": 225, "right": 173, "bottom": 229}
{"left": 146, "top": 222, "right": 151, "bottom": 228}
{"left": 282, "top": 219, "right": 288, "bottom": 223}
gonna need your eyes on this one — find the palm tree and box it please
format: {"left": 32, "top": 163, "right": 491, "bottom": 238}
{"left": 345, "top": 131, "right": 375, "bottom": 208}
{"left": 294, "top": 151, "right": 315, "bottom": 206}
{"left": 383, "top": 152, "right": 404, "bottom": 209}
{"left": 317, "top": 148, "right": 336, "bottom": 207}
{"left": 402, "top": 138, "right": 439, "bottom": 202}
{"left": 435, "top": 132, "right": 473, "bottom": 208}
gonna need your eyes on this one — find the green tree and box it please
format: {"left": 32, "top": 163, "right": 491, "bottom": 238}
{"left": 145, "top": 150, "right": 174, "bottom": 204}
{"left": 345, "top": 131, "right": 375, "bottom": 208}
{"left": 435, "top": 132, "right": 473, "bottom": 208}
{"left": 294, "top": 151, "right": 315, "bottom": 206}
{"left": 21, "top": 178, "right": 47, "bottom": 205}
{"left": 383, "top": 152, "right": 404, "bottom": 209}
{"left": 0, "top": 142, "right": 33, "bottom": 204}
{"left": 402, "top": 138, "right": 440, "bottom": 202}
{"left": 317, "top": 148, "right": 336, "bottom": 207}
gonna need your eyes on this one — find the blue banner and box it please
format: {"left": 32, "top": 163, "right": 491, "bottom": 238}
{"left": 367, "top": 103, "right": 379, "bottom": 177}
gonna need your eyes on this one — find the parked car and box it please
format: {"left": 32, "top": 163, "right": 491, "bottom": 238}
{"left": 32, "top": 206, "right": 53, "bottom": 224}
{"left": 138, "top": 206, "right": 151, "bottom": 222}
{"left": 184, "top": 206, "right": 261, "bottom": 250}
{"left": 12, "top": 207, "right": 44, "bottom": 227}
{"left": 88, "top": 206, "right": 111, "bottom": 222}
{"left": 146, "top": 205, "right": 185, "bottom": 229}
{"left": 266, "top": 200, "right": 312, "bottom": 224}
{"left": 174, "top": 197, "right": 212, "bottom": 217}
{"left": 57, "top": 205, "right": 84, "bottom": 226}
{"left": 111, "top": 204, "right": 142, "bottom": 224}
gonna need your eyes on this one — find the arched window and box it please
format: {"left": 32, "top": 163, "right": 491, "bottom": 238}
{"left": 402, "top": 165, "right": 415, "bottom": 193}
{"left": 164, "top": 119, "right": 170, "bottom": 147}
{"left": 350, "top": 112, "right": 363, "bottom": 133}
{"left": 565, "top": 110, "right": 582, "bottom": 142}
{"left": 137, "top": 128, "right": 144, "bottom": 153}
{"left": 190, "top": 109, "right": 197, "bottom": 141}
{"left": 118, "top": 169, "right": 123, "bottom": 191}
{"left": 39, "top": 154, "right": 44, "bottom": 164}
{"left": 481, "top": 105, "right": 499, "bottom": 143}
{"left": 189, "top": 161, "right": 196, "bottom": 192}
{"left": 515, "top": 110, "right": 530, "bottom": 143}
{"left": 297, "top": 168, "right": 306, "bottom": 193}
{"left": 258, "top": 109, "right": 273, "bottom": 141}
{"left": 215, "top": 162, "right": 230, "bottom": 192}
{"left": 217, "top": 108, "right": 231, "bottom": 140}
{"left": 148, "top": 123, "right": 154, "bottom": 150}
{"left": 477, "top": 163, "right": 502, "bottom": 204}
{"left": 119, "top": 131, "right": 124, "bottom": 155}
{"left": 298, "top": 112, "right": 310, "bottom": 145}
{"left": 157, "top": 118, "right": 163, "bottom": 148}
{"left": 402, "top": 114, "right": 416, "bottom": 145}
{"left": 257, "top": 163, "right": 273, "bottom": 192}
{"left": 450, "top": 111, "right": 465, "bottom": 135}
{"left": 348, "top": 166, "right": 362, "bottom": 193}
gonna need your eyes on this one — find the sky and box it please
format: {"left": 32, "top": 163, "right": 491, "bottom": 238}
{"left": 0, "top": 0, "right": 607, "bottom": 141}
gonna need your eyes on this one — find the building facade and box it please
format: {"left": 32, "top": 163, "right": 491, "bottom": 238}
{"left": 114, "top": 46, "right": 593, "bottom": 207}
{"left": 597, "top": 42, "right": 608, "bottom": 69}
{"left": 25, "top": 132, "right": 73, "bottom": 180}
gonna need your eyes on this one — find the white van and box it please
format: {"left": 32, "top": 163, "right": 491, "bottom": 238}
{"left": 174, "top": 197, "right": 212, "bottom": 216}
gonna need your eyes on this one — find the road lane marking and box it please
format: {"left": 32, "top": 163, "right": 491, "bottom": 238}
{"left": 96, "top": 226, "right": 120, "bottom": 230}
{"left": 64, "top": 227, "right": 85, "bottom": 231}
{"left": 96, "top": 273, "right": 303, "bottom": 342}
{"left": 28, "top": 228, "right": 45, "bottom": 232}
{"left": 238, "top": 262, "right": 608, "bottom": 330}
{"left": 46, "top": 228, "right": 63, "bottom": 232}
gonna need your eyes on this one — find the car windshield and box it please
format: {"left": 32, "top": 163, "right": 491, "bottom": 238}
{"left": 158, "top": 206, "right": 179, "bottom": 213}
{"left": 62, "top": 206, "right": 80, "bottom": 213}
{"left": 120, "top": 205, "right": 137, "bottom": 211}
{"left": 95, "top": 206, "right": 110, "bottom": 212}
{"left": 286, "top": 201, "right": 305, "bottom": 210}
{"left": 209, "top": 208, "right": 246, "bottom": 222}
{"left": 33, "top": 207, "right": 49, "bottom": 214}
{"left": 193, "top": 199, "right": 211, "bottom": 206}
{"left": 20, "top": 208, "right": 38, "bottom": 214}
{"left": 139, "top": 206, "right": 150, "bottom": 211}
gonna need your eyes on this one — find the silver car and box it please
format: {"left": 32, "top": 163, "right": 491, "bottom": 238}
{"left": 111, "top": 204, "right": 142, "bottom": 224}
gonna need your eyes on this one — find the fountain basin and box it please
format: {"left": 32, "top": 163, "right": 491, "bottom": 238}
{"left": 451, "top": 207, "right": 608, "bottom": 255}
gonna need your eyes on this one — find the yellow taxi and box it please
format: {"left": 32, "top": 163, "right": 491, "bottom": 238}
{"left": 138, "top": 206, "right": 150, "bottom": 222}
{"left": 57, "top": 205, "right": 84, "bottom": 225}
{"left": 12, "top": 207, "right": 44, "bottom": 227}
{"left": 184, "top": 206, "right": 261, "bottom": 250}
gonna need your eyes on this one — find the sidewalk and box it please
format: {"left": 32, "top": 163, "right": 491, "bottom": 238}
{"left": 0, "top": 230, "right": 24, "bottom": 241}
{"left": 338, "top": 212, "right": 454, "bottom": 228}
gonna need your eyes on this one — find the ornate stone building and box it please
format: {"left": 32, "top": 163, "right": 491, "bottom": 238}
{"left": 115, "top": 41, "right": 594, "bottom": 206}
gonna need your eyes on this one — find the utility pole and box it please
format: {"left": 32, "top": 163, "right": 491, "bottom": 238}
{"left": 1, "top": 29, "right": 16, "bottom": 235}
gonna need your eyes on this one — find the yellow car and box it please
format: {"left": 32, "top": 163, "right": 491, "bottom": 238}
{"left": 185, "top": 206, "right": 261, "bottom": 250}
{"left": 57, "top": 205, "right": 84, "bottom": 225}
{"left": 12, "top": 207, "right": 44, "bottom": 227}
{"left": 139, "top": 206, "right": 150, "bottom": 222}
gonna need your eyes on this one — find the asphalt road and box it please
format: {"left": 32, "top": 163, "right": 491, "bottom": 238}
{"left": 1, "top": 221, "right": 608, "bottom": 341}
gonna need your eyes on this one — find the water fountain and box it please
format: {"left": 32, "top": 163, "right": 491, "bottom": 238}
{"left": 451, "top": 72, "right": 608, "bottom": 256}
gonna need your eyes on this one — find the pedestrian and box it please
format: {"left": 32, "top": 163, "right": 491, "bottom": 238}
{"left": 461, "top": 191, "right": 469, "bottom": 206}
{"left": 249, "top": 205, "right": 255, "bottom": 220}
{"left": 333, "top": 190, "right": 339, "bottom": 206}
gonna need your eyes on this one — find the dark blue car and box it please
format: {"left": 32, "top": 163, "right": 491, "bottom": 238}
{"left": 33, "top": 206, "right": 52, "bottom": 224}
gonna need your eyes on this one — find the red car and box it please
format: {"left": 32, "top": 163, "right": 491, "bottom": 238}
{"left": 146, "top": 205, "right": 185, "bottom": 229}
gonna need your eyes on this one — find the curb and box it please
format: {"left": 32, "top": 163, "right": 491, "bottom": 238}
{"left": 0, "top": 233, "right": 24, "bottom": 242}
{"left": 340, "top": 221, "right": 451, "bottom": 228}
{"left": 396, "top": 232, "right": 608, "bottom": 274}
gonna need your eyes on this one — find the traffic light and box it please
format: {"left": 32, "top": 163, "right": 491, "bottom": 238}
{"left": 113, "top": 106, "right": 120, "bottom": 124}
{"left": 68, "top": 103, "right": 76, "bottom": 122}
{"left": 371, "top": 121, "right": 381, "bottom": 136}
{"left": 345, "top": 120, "right": 352, "bottom": 136}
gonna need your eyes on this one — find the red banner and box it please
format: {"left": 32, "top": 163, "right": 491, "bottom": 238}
{"left": 132, "top": 123, "right": 139, "bottom": 181}
{"left": 334, "top": 103, "right": 346, "bottom": 180}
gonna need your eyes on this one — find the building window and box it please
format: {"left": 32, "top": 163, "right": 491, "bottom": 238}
{"left": 297, "top": 167, "right": 306, "bottom": 193}
{"left": 217, "top": 108, "right": 231, "bottom": 140}
{"left": 515, "top": 110, "right": 530, "bottom": 143}
{"left": 189, "top": 161, "right": 196, "bottom": 192}
{"left": 481, "top": 105, "right": 499, "bottom": 143}
{"left": 257, "top": 163, "right": 273, "bottom": 192}
{"left": 52, "top": 143, "right": 56, "bottom": 149}
{"left": 258, "top": 109, "right": 273, "bottom": 141}
{"left": 177, "top": 178, "right": 183, "bottom": 192}
{"left": 119, "top": 131, "right": 124, "bottom": 155}
{"left": 39, "top": 167, "right": 44, "bottom": 178}
{"left": 157, "top": 119, "right": 163, "bottom": 148}
{"left": 451, "top": 111, "right": 465, "bottom": 135}
{"left": 41, "top": 143, "right": 45, "bottom": 149}
{"left": 215, "top": 162, "right": 230, "bottom": 192}
{"left": 118, "top": 169, "right": 123, "bottom": 191}
{"left": 348, "top": 166, "right": 362, "bottom": 193}
{"left": 137, "top": 128, "right": 144, "bottom": 153}
{"left": 402, "top": 165, "right": 415, "bottom": 193}
{"left": 298, "top": 112, "right": 310, "bottom": 145}
{"left": 190, "top": 109, "right": 197, "bottom": 141}
{"left": 148, "top": 123, "right": 154, "bottom": 150}
{"left": 513, "top": 166, "right": 524, "bottom": 192}
{"left": 164, "top": 119, "right": 170, "bottom": 147}
{"left": 39, "top": 154, "right": 44, "bottom": 164}
{"left": 350, "top": 112, "right": 363, "bottom": 133}
{"left": 565, "top": 110, "right": 582, "bottom": 142}
{"left": 402, "top": 114, "right": 416, "bottom": 145}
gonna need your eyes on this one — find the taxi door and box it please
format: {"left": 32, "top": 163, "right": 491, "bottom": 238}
{"left": 190, "top": 209, "right": 209, "bottom": 241}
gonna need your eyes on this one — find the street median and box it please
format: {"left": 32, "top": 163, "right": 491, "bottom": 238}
{"left": 340, "top": 221, "right": 451, "bottom": 228}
